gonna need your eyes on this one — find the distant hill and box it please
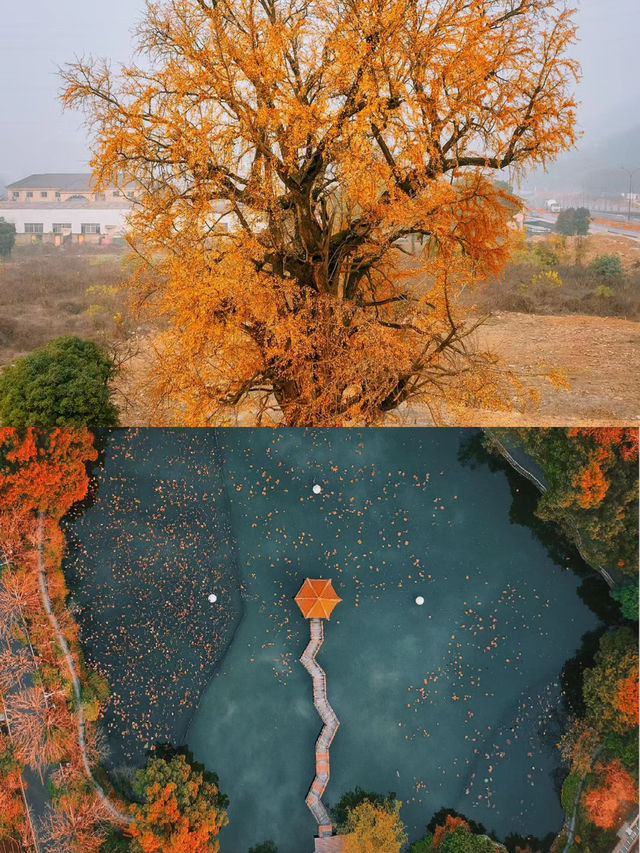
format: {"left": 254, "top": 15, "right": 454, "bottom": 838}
{"left": 529, "top": 121, "right": 640, "bottom": 194}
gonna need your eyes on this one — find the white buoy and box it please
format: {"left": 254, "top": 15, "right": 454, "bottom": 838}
{"left": 312, "top": 483, "right": 322, "bottom": 494}
{"left": 415, "top": 595, "right": 425, "bottom": 606}
{"left": 208, "top": 593, "right": 218, "bottom": 603}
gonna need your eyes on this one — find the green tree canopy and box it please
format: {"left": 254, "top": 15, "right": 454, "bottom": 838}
{"left": 248, "top": 843, "right": 278, "bottom": 853}
{"left": 0, "top": 335, "right": 118, "bottom": 427}
{"left": 554, "top": 207, "right": 590, "bottom": 236}
{"left": 583, "top": 628, "right": 638, "bottom": 735}
{"left": 0, "top": 220, "right": 16, "bottom": 258}
{"left": 573, "top": 207, "right": 591, "bottom": 235}
{"left": 611, "top": 579, "right": 639, "bottom": 622}
{"left": 440, "top": 826, "right": 497, "bottom": 853}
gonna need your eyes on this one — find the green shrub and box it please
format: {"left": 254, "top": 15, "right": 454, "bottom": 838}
{"left": 561, "top": 771, "right": 580, "bottom": 813}
{"left": 0, "top": 220, "right": 16, "bottom": 258}
{"left": 610, "top": 578, "right": 639, "bottom": 621}
{"left": 593, "top": 284, "right": 613, "bottom": 298}
{"left": 0, "top": 335, "right": 118, "bottom": 427}
{"left": 589, "top": 254, "right": 622, "bottom": 277}
{"left": 408, "top": 835, "right": 434, "bottom": 852}
{"left": 533, "top": 243, "right": 559, "bottom": 268}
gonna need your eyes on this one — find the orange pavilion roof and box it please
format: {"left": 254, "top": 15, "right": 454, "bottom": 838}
{"left": 294, "top": 578, "right": 342, "bottom": 620}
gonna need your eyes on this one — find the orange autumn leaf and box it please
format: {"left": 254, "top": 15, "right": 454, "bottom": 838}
{"left": 574, "top": 459, "right": 609, "bottom": 509}
{"left": 568, "top": 428, "right": 639, "bottom": 462}
{"left": 0, "top": 428, "right": 96, "bottom": 519}
{"left": 583, "top": 760, "right": 637, "bottom": 830}
{"left": 432, "top": 814, "right": 470, "bottom": 848}
{"left": 127, "top": 755, "right": 227, "bottom": 853}
{"left": 63, "top": 0, "right": 579, "bottom": 425}
{"left": 614, "top": 673, "right": 639, "bottom": 728}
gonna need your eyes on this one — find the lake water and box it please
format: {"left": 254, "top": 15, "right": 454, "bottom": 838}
{"left": 62, "top": 429, "right": 600, "bottom": 851}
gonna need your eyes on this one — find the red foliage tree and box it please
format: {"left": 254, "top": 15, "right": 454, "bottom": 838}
{"left": 574, "top": 458, "right": 609, "bottom": 509}
{"left": 583, "top": 760, "right": 637, "bottom": 830}
{"left": 0, "top": 428, "right": 96, "bottom": 520}
{"left": 432, "top": 815, "right": 470, "bottom": 848}
{"left": 0, "top": 645, "right": 35, "bottom": 692}
{"left": 614, "top": 673, "right": 639, "bottom": 729}
{"left": 0, "top": 566, "right": 39, "bottom": 639}
{"left": 0, "top": 510, "right": 33, "bottom": 569}
{"left": 569, "top": 428, "right": 639, "bottom": 462}
{"left": 0, "top": 733, "right": 27, "bottom": 840}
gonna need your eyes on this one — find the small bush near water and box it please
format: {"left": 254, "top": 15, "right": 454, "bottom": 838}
{"left": 469, "top": 236, "right": 640, "bottom": 318}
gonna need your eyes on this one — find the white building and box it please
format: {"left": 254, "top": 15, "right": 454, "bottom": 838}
{"left": 1, "top": 172, "right": 242, "bottom": 244}
{"left": 0, "top": 202, "right": 131, "bottom": 243}
{"left": 0, "top": 173, "right": 134, "bottom": 244}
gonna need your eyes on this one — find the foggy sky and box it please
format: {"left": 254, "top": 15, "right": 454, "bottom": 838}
{"left": 1, "top": 1, "right": 638, "bottom": 185}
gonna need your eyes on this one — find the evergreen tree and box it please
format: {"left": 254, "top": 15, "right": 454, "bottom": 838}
{"left": 0, "top": 336, "right": 118, "bottom": 427}
{"left": 0, "top": 220, "right": 16, "bottom": 258}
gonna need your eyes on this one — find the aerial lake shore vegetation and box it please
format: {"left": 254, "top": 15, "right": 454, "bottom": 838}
{"left": 0, "top": 426, "right": 637, "bottom": 852}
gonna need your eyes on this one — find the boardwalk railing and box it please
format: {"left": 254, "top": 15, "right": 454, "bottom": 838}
{"left": 300, "top": 618, "right": 339, "bottom": 837}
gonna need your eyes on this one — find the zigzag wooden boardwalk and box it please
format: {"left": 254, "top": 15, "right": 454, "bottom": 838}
{"left": 301, "top": 618, "right": 340, "bottom": 837}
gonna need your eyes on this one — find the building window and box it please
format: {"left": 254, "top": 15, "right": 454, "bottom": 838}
{"left": 55, "top": 192, "right": 61, "bottom": 199}
{"left": 12, "top": 192, "right": 18, "bottom": 199}
{"left": 81, "top": 223, "right": 101, "bottom": 234}
{"left": 24, "top": 223, "right": 44, "bottom": 233}
{"left": 40, "top": 191, "right": 48, "bottom": 198}
{"left": 112, "top": 191, "right": 121, "bottom": 197}
{"left": 26, "top": 191, "right": 33, "bottom": 198}
{"left": 52, "top": 223, "right": 72, "bottom": 234}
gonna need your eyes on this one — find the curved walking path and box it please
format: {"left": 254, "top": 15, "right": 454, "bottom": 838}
{"left": 35, "top": 514, "right": 129, "bottom": 826}
{"left": 486, "top": 432, "right": 619, "bottom": 587}
{"left": 300, "top": 618, "right": 340, "bottom": 837}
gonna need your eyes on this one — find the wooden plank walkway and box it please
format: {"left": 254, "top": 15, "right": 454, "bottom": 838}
{"left": 300, "top": 618, "right": 340, "bottom": 837}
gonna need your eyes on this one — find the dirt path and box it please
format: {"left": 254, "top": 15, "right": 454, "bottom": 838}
{"left": 396, "top": 312, "right": 640, "bottom": 426}
{"left": 35, "top": 515, "right": 129, "bottom": 827}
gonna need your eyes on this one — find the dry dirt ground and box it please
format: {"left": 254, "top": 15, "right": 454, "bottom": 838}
{"left": 117, "top": 310, "right": 640, "bottom": 426}
{"left": 395, "top": 311, "right": 640, "bottom": 426}
{"left": 3, "top": 242, "right": 639, "bottom": 427}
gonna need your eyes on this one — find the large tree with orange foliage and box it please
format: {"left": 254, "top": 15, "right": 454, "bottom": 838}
{"left": 63, "top": 0, "right": 578, "bottom": 425}
{"left": 126, "top": 753, "right": 228, "bottom": 853}
{"left": 583, "top": 759, "right": 637, "bottom": 830}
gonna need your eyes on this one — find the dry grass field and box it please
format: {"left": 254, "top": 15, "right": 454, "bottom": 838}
{"left": 2, "top": 234, "right": 638, "bottom": 426}
{"left": 0, "top": 242, "right": 131, "bottom": 367}
{"left": 394, "top": 311, "right": 640, "bottom": 426}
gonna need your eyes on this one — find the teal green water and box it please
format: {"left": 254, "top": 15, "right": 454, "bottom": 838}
{"left": 62, "top": 428, "right": 599, "bottom": 850}
{"left": 186, "top": 429, "right": 598, "bottom": 850}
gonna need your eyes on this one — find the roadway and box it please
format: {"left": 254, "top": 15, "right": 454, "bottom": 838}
{"left": 525, "top": 209, "right": 640, "bottom": 241}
